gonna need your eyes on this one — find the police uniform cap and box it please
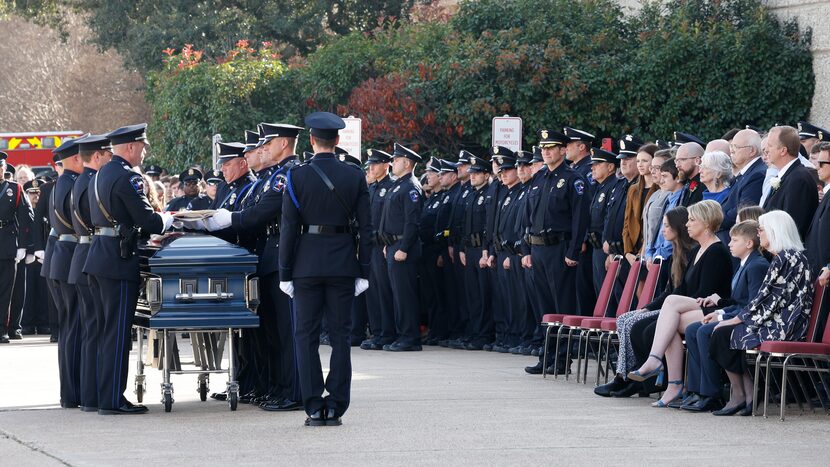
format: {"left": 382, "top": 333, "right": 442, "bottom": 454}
{"left": 490, "top": 146, "right": 517, "bottom": 169}
{"left": 260, "top": 123, "right": 304, "bottom": 144}
{"left": 516, "top": 150, "right": 534, "bottom": 166}
{"left": 457, "top": 150, "right": 475, "bottom": 165}
{"left": 216, "top": 142, "right": 247, "bottom": 162}
{"left": 304, "top": 112, "right": 345, "bottom": 139}
{"left": 392, "top": 142, "right": 422, "bottom": 163}
{"left": 0, "top": 151, "right": 6, "bottom": 162}
{"left": 6, "top": 163, "right": 15, "bottom": 175}
{"left": 426, "top": 157, "right": 442, "bottom": 173}
{"left": 467, "top": 155, "right": 492, "bottom": 173}
{"left": 179, "top": 167, "right": 203, "bottom": 182}
{"left": 440, "top": 159, "right": 458, "bottom": 173}
{"left": 205, "top": 169, "right": 224, "bottom": 184}
{"left": 655, "top": 139, "right": 672, "bottom": 150}
{"left": 798, "top": 121, "right": 829, "bottom": 141}
{"left": 366, "top": 148, "right": 392, "bottom": 164}
{"left": 537, "top": 128, "right": 569, "bottom": 148}
{"left": 76, "top": 133, "right": 111, "bottom": 152}
{"left": 24, "top": 179, "right": 41, "bottom": 192}
{"left": 531, "top": 146, "right": 543, "bottom": 162}
{"left": 243, "top": 130, "right": 260, "bottom": 153}
{"left": 563, "top": 126, "right": 595, "bottom": 143}
{"left": 52, "top": 134, "right": 85, "bottom": 160}
{"left": 618, "top": 134, "right": 645, "bottom": 156}
{"left": 144, "top": 164, "right": 163, "bottom": 176}
{"left": 107, "top": 123, "right": 149, "bottom": 146}
{"left": 591, "top": 147, "right": 620, "bottom": 165}
{"left": 672, "top": 131, "right": 705, "bottom": 147}
{"left": 338, "top": 152, "right": 363, "bottom": 167}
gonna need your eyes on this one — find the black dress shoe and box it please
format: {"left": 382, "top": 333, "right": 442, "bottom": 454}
{"left": 465, "top": 342, "right": 485, "bottom": 351}
{"left": 438, "top": 339, "right": 450, "bottom": 348}
{"left": 387, "top": 342, "right": 422, "bottom": 352}
{"left": 79, "top": 406, "right": 98, "bottom": 412}
{"left": 49, "top": 335, "right": 59, "bottom": 343}
{"left": 37, "top": 327, "right": 51, "bottom": 335}
{"left": 524, "top": 362, "right": 544, "bottom": 375}
{"left": 495, "top": 344, "right": 510, "bottom": 353}
{"left": 674, "top": 393, "right": 699, "bottom": 410}
{"left": 21, "top": 326, "right": 36, "bottom": 336}
{"left": 261, "top": 399, "right": 303, "bottom": 411}
{"left": 0, "top": 334, "right": 9, "bottom": 344}
{"left": 682, "top": 396, "right": 723, "bottom": 412}
{"left": 482, "top": 342, "right": 494, "bottom": 351}
{"left": 239, "top": 391, "right": 258, "bottom": 404}
{"left": 9, "top": 331, "right": 22, "bottom": 340}
{"left": 324, "top": 408, "right": 342, "bottom": 426}
{"left": 610, "top": 381, "right": 643, "bottom": 398}
{"left": 448, "top": 339, "right": 467, "bottom": 350}
{"left": 304, "top": 410, "right": 326, "bottom": 426}
{"left": 594, "top": 376, "right": 628, "bottom": 397}
{"left": 530, "top": 347, "right": 541, "bottom": 357}
{"left": 713, "top": 403, "right": 746, "bottom": 416}
{"left": 61, "top": 402, "right": 79, "bottom": 409}
{"left": 210, "top": 392, "right": 228, "bottom": 401}
{"left": 99, "top": 404, "right": 148, "bottom": 415}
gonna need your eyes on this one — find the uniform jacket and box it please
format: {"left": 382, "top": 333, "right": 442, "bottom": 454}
{"left": 165, "top": 194, "right": 211, "bottom": 212}
{"left": 602, "top": 176, "right": 632, "bottom": 255}
{"left": 48, "top": 169, "right": 79, "bottom": 282}
{"left": 0, "top": 179, "right": 33, "bottom": 260}
{"left": 378, "top": 172, "right": 423, "bottom": 254}
{"left": 68, "top": 167, "right": 96, "bottom": 285}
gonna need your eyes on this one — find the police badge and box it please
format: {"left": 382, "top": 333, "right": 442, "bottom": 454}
{"left": 598, "top": 193, "right": 606, "bottom": 203}
{"left": 229, "top": 192, "right": 237, "bottom": 205}
{"left": 503, "top": 196, "right": 510, "bottom": 207}
{"left": 462, "top": 190, "right": 469, "bottom": 198}
{"left": 393, "top": 185, "right": 401, "bottom": 193}
{"left": 477, "top": 196, "right": 484, "bottom": 205}
{"left": 556, "top": 179, "right": 565, "bottom": 189}
{"left": 379, "top": 188, "right": 387, "bottom": 197}
{"left": 6, "top": 188, "right": 12, "bottom": 197}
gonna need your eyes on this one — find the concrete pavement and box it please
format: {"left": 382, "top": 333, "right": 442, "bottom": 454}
{"left": 2, "top": 334, "right": 830, "bottom": 466}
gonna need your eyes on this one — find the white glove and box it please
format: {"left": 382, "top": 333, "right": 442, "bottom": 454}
{"left": 206, "top": 209, "right": 232, "bottom": 231}
{"left": 33, "top": 250, "right": 44, "bottom": 260}
{"left": 354, "top": 278, "right": 369, "bottom": 296}
{"left": 158, "top": 212, "right": 175, "bottom": 232}
{"left": 15, "top": 248, "right": 25, "bottom": 263}
{"left": 179, "top": 218, "right": 207, "bottom": 231}
{"left": 279, "top": 281, "right": 294, "bottom": 298}
{"left": 25, "top": 254, "right": 35, "bottom": 264}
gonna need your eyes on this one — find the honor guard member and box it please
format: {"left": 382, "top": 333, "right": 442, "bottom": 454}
{"left": 522, "top": 129, "right": 589, "bottom": 375}
{"left": 512, "top": 150, "right": 539, "bottom": 354}
{"left": 442, "top": 150, "right": 474, "bottom": 347}
{"left": 360, "top": 149, "right": 397, "bottom": 350}
{"left": 586, "top": 148, "right": 621, "bottom": 294}
{"left": 458, "top": 154, "right": 494, "bottom": 350}
{"left": 430, "top": 159, "right": 460, "bottom": 345}
{"left": 481, "top": 150, "right": 507, "bottom": 351}
{"left": 34, "top": 159, "right": 59, "bottom": 342}
{"left": 278, "top": 111, "right": 372, "bottom": 426}
{"left": 0, "top": 151, "right": 34, "bottom": 343}
{"left": 68, "top": 134, "right": 113, "bottom": 411}
{"left": 21, "top": 179, "right": 51, "bottom": 336}
{"left": 83, "top": 123, "right": 175, "bottom": 415}
{"left": 49, "top": 136, "right": 86, "bottom": 407}
{"left": 204, "top": 169, "right": 223, "bottom": 203}
{"left": 207, "top": 123, "right": 305, "bottom": 412}
{"left": 335, "top": 146, "right": 363, "bottom": 170}
{"left": 419, "top": 157, "right": 445, "bottom": 344}
{"left": 165, "top": 168, "right": 211, "bottom": 211}
{"left": 143, "top": 164, "right": 163, "bottom": 181}
{"left": 377, "top": 143, "right": 424, "bottom": 352}
{"left": 798, "top": 121, "right": 830, "bottom": 153}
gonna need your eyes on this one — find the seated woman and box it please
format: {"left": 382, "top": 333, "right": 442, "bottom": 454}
{"left": 680, "top": 220, "right": 769, "bottom": 412}
{"left": 594, "top": 206, "right": 694, "bottom": 398}
{"left": 700, "top": 151, "right": 733, "bottom": 205}
{"left": 708, "top": 210, "right": 814, "bottom": 416}
{"left": 627, "top": 200, "right": 733, "bottom": 407}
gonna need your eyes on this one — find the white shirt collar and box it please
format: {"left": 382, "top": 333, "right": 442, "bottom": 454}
{"left": 777, "top": 157, "right": 799, "bottom": 179}
{"left": 823, "top": 184, "right": 830, "bottom": 196}
{"left": 739, "top": 157, "right": 761, "bottom": 176}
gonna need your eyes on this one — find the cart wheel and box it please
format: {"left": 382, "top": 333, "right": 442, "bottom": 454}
{"left": 229, "top": 392, "right": 238, "bottom": 411}
{"left": 198, "top": 381, "right": 208, "bottom": 402}
{"left": 136, "top": 383, "right": 144, "bottom": 403}
{"left": 163, "top": 392, "right": 173, "bottom": 413}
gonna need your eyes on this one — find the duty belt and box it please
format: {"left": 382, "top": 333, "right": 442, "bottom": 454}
{"left": 58, "top": 234, "right": 78, "bottom": 243}
{"left": 49, "top": 228, "right": 58, "bottom": 238}
{"left": 301, "top": 224, "right": 348, "bottom": 235}
{"left": 526, "top": 232, "right": 569, "bottom": 246}
{"left": 586, "top": 232, "right": 603, "bottom": 249}
{"left": 78, "top": 236, "right": 92, "bottom": 244}
{"left": 95, "top": 227, "right": 119, "bottom": 237}
{"left": 266, "top": 223, "right": 280, "bottom": 237}
{"left": 464, "top": 232, "right": 484, "bottom": 248}
{"left": 378, "top": 233, "right": 402, "bottom": 246}
{"left": 0, "top": 220, "right": 9, "bottom": 228}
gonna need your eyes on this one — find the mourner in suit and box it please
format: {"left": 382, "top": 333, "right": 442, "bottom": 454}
{"left": 805, "top": 142, "right": 830, "bottom": 275}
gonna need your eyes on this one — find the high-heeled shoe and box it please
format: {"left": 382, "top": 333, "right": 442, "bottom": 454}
{"left": 627, "top": 353, "right": 664, "bottom": 385}
{"left": 651, "top": 380, "right": 684, "bottom": 408}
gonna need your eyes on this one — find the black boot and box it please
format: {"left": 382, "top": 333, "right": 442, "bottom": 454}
{"left": 594, "top": 375, "right": 628, "bottom": 397}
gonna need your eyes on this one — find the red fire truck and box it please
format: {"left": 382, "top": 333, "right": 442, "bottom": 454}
{"left": 0, "top": 131, "right": 85, "bottom": 175}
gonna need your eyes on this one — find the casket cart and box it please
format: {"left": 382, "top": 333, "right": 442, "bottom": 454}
{"left": 133, "top": 233, "right": 260, "bottom": 412}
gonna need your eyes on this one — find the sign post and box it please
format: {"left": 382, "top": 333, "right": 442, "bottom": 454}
{"left": 340, "top": 116, "right": 362, "bottom": 159}
{"left": 491, "top": 115, "right": 523, "bottom": 152}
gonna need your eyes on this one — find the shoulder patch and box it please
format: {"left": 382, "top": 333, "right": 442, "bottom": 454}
{"left": 273, "top": 174, "right": 287, "bottom": 193}
{"left": 129, "top": 174, "right": 145, "bottom": 195}
{"left": 409, "top": 189, "right": 420, "bottom": 202}
{"left": 574, "top": 179, "right": 585, "bottom": 195}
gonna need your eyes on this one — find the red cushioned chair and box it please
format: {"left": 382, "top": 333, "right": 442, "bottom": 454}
{"left": 750, "top": 279, "right": 828, "bottom": 420}
{"left": 596, "top": 256, "right": 664, "bottom": 384}
{"left": 541, "top": 256, "right": 622, "bottom": 380}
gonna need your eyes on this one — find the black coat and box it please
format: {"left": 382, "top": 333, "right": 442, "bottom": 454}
{"left": 762, "top": 161, "right": 819, "bottom": 240}
{"left": 0, "top": 179, "right": 33, "bottom": 260}
{"left": 805, "top": 193, "right": 830, "bottom": 275}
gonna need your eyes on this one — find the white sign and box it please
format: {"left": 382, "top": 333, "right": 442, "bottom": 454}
{"left": 492, "top": 115, "right": 523, "bottom": 152}
{"left": 340, "top": 116, "right": 362, "bottom": 159}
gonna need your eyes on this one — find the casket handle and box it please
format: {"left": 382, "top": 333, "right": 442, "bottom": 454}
{"left": 175, "top": 292, "right": 234, "bottom": 301}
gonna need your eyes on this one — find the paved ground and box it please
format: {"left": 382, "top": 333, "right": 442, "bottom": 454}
{"left": 2, "top": 335, "right": 830, "bottom": 466}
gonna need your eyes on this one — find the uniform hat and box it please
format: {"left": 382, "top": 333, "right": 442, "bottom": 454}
{"left": 243, "top": 130, "right": 260, "bottom": 153}
{"left": 338, "top": 153, "right": 363, "bottom": 168}
{"left": 672, "top": 131, "right": 705, "bottom": 147}
{"left": 440, "top": 159, "right": 458, "bottom": 173}
{"left": 563, "top": 126, "right": 595, "bottom": 143}
{"left": 457, "top": 150, "right": 475, "bottom": 165}
{"left": 24, "top": 179, "right": 42, "bottom": 192}
{"left": 205, "top": 169, "right": 223, "bottom": 184}
{"left": 392, "top": 143, "right": 422, "bottom": 163}
{"left": 179, "top": 167, "right": 203, "bottom": 182}
{"left": 260, "top": 123, "right": 304, "bottom": 144}
{"left": 516, "top": 150, "right": 534, "bottom": 166}
{"left": 52, "top": 134, "right": 85, "bottom": 160}
{"left": 531, "top": 146, "right": 543, "bottom": 163}
{"left": 591, "top": 147, "right": 620, "bottom": 165}
{"left": 366, "top": 148, "right": 392, "bottom": 164}
{"left": 797, "top": 121, "right": 828, "bottom": 140}
{"left": 618, "top": 134, "right": 645, "bottom": 156}
{"left": 144, "top": 164, "right": 163, "bottom": 176}
{"left": 5, "top": 163, "right": 15, "bottom": 175}
{"left": 537, "top": 128, "right": 569, "bottom": 148}
{"left": 216, "top": 142, "right": 247, "bottom": 162}
{"left": 304, "top": 112, "right": 345, "bottom": 139}
{"left": 655, "top": 139, "right": 672, "bottom": 150}
{"left": 0, "top": 151, "right": 7, "bottom": 162}
{"left": 426, "top": 157, "right": 442, "bottom": 173}
{"left": 490, "top": 146, "right": 517, "bottom": 170}
{"left": 107, "top": 123, "right": 149, "bottom": 146}
{"left": 76, "top": 134, "right": 111, "bottom": 152}
{"left": 467, "top": 155, "right": 492, "bottom": 173}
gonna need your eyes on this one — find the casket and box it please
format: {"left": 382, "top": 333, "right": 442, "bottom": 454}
{"left": 134, "top": 232, "right": 260, "bottom": 329}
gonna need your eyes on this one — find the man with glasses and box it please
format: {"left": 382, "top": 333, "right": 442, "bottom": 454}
{"left": 805, "top": 143, "right": 830, "bottom": 276}
{"left": 721, "top": 129, "right": 765, "bottom": 234}
{"left": 674, "top": 141, "right": 705, "bottom": 207}
{"left": 165, "top": 168, "right": 211, "bottom": 211}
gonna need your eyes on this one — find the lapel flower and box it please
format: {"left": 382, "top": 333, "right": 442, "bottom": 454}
{"left": 688, "top": 180, "right": 698, "bottom": 192}
{"left": 770, "top": 177, "right": 781, "bottom": 191}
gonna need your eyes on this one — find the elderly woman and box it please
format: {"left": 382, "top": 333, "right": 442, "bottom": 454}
{"left": 708, "top": 210, "right": 813, "bottom": 415}
{"left": 700, "top": 151, "right": 733, "bottom": 204}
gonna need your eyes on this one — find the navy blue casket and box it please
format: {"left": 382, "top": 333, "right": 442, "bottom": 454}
{"left": 135, "top": 233, "right": 260, "bottom": 330}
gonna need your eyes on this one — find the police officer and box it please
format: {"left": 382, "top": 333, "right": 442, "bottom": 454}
{"left": 420, "top": 157, "right": 445, "bottom": 344}
{"left": 361, "top": 149, "right": 397, "bottom": 350}
{"left": 48, "top": 136, "right": 86, "bottom": 407}
{"left": 84, "top": 123, "right": 175, "bottom": 415}
{"left": 442, "top": 150, "right": 474, "bottom": 347}
{"left": 207, "top": 124, "right": 305, "bottom": 412}
{"left": 586, "top": 148, "right": 621, "bottom": 293}
{"left": 143, "top": 164, "right": 164, "bottom": 181}
{"left": 378, "top": 143, "right": 424, "bottom": 352}
{"left": 602, "top": 142, "right": 639, "bottom": 307}
{"left": 165, "top": 167, "right": 211, "bottom": 211}
{"left": 33, "top": 161, "right": 59, "bottom": 343}
{"left": 512, "top": 150, "right": 538, "bottom": 355}
{"left": 278, "top": 111, "right": 372, "bottom": 427}
{"left": 481, "top": 150, "right": 507, "bottom": 351}
{"left": 21, "top": 178, "right": 50, "bottom": 336}
{"left": 431, "top": 159, "right": 461, "bottom": 346}
{"left": 204, "top": 169, "right": 224, "bottom": 203}
{"left": 0, "top": 151, "right": 33, "bottom": 343}
{"left": 68, "top": 134, "right": 112, "bottom": 411}
{"left": 522, "top": 129, "right": 589, "bottom": 375}
{"left": 563, "top": 127, "right": 597, "bottom": 313}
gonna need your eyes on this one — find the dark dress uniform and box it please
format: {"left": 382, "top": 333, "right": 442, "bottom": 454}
{"left": 279, "top": 119, "right": 372, "bottom": 423}
{"left": 378, "top": 146, "right": 424, "bottom": 350}
{"left": 165, "top": 194, "right": 211, "bottom": 211}
{"left": 33, "top": 177, "right": 58, "bottom": 337}
{"left": 564, "top": 127, "right": 597, "bottom": 319}
{"left": 363, "top": 163, "right": 396, "bottom": 349}
{"left": 0, "top": 155, "right": 34, "bottom": 343}
{"left": 83, "top": 124, "right": 169, "bottom": 414}
{"left": 482, "top": 166, "right": 506, "bottom": 350}
{"left": 21, "top": 179, "right": 49, "bottom": 335}
{"left": 419, "top": 158, "right": 445, "bottom": 344}
{"left": 445, "top": 177, "right": 473, "bottom": 344}
{"left": 431, "top": 164, "right": 461, "bottom": 345}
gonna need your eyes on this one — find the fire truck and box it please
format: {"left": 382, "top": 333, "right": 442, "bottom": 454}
{"left": 0, "top": 131, "right": 85, "bottom": 175}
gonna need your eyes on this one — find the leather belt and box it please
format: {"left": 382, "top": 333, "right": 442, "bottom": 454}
{"left": 378, "top": 233, "right": 402, "bottom": 246}
{"left": 587, "top": 232, "right": 603, "bottom": 249}
{"left": 58, "top": 234, "right": 78, "bottom": 243}
{"left": 78, "top": 236, "right": 92, "bottom": 244}
{"left": 301, "top": 224, "right": 348, "bottom": 235}
{"left": 464, "top": 232, "right": 484, "bottom": 248}
{"left": 95, "top": 227, "right": 119, "bottom": 237}
{"left": 527, "top": 232, "right": 569, "bottom": 246}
